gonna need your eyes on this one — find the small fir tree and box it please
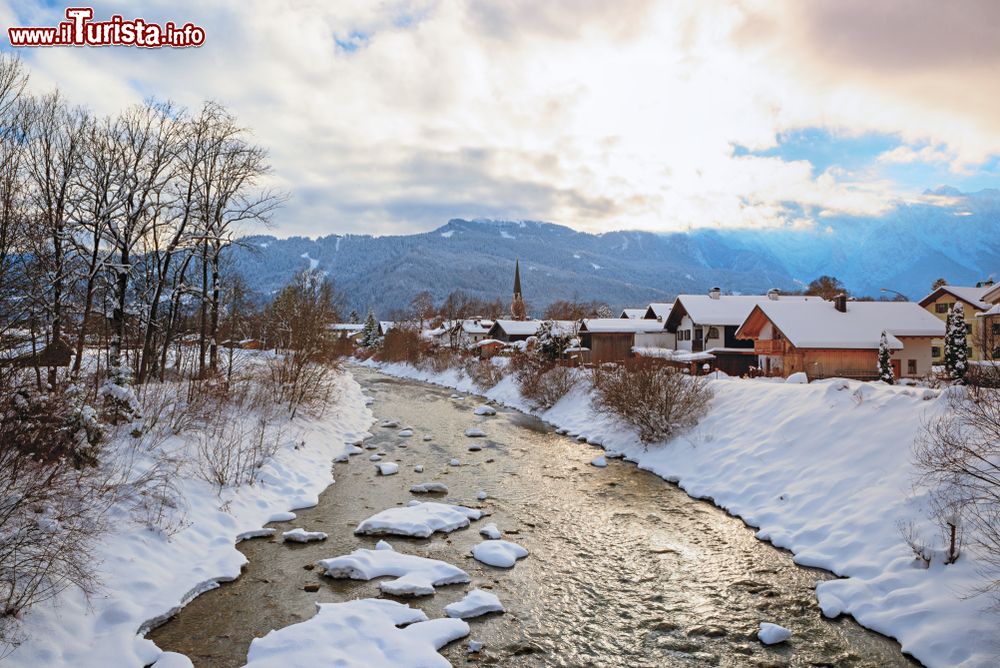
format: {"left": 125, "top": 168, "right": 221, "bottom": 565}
{"left": 348, "top": 309, "right": 360, "bottom": 324}
{"left": 360, "top": 309, "right": 379, "bottom": 348}
{"left": 944, "top": 303, "right": 969, "bottom": 384}
{"left": 877, "top": 331, "right": 895, "bottom": 384}
{"left": 535, "top": 320, "right": 573, "bottom": 362}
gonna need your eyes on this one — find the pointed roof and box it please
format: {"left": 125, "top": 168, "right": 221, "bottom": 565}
{"left": 513, "top": 259, "right": 522, "bottom": 295}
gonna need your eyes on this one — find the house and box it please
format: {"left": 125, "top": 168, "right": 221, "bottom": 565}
{"left": 643, "top": 302, "right": 673, "bottom": 321}
{"left": 378, "top": 321, "right": 395, "bottom": 336}
{"left": 487, "top": 319, "right": 543, "bottom": 343}
{"left": 735, "top": 295, "right": 945, "bottom": 379}
{"left": 578, "top": 318, "right": 673, "bottom": 364}
{"left": 665, "top": 289, "right": 809, "bottom": 376}
{"left": 975, "top": 282, "right": 1000, "bottom": 362}
{"left": 620, "top": 308, "right": 646, "bottom": 319}
{"left": 329, "top": 323, "right": 364, "bottom": 340}
{"left": 451, "top": 318, "right": 494, "bottom": 348}
{"left": 918, "top": 283, "right": 996, "bottom": 362}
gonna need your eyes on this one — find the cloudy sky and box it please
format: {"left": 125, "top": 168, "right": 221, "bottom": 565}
{"left": 2, "top": 0, "right": 999, "bottom": 237}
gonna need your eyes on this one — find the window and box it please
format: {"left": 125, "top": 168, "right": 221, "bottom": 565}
{"left": 907, "top": 359, "right": 917, "bottom": 375}
{"left": 993, "top": 323, "right": 1000, "bottom": 336}
{"left": 935, "top": 302, "right": 953, "bottom": 313}
{"left": 994, "top": 347, "right": 1000, "bottom": 359}
{"left": 707, "top": 327, "right": 719, "bottom": 339}
{"left": 968, "top": 347, "right": 974, "bottom": 357}
{"left": 931, "top": 346, "right": 942, "bottom": 358}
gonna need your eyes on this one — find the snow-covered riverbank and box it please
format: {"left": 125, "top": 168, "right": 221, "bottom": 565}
{"left": 365, "top": 360, "right": 999, "bottom": 668}
{"left": 5, "top": 370, "right": 374, "bottom": 668}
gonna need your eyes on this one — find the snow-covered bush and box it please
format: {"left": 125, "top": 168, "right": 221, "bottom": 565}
{"left": 945, "top": 304, "right": 969, "bottom": 384}
{"left": 878, "top": 331, "right": 895, "bottom": 385}
{"left": 916, "top": 385, "right": 1000, "bottom": 583}
{"left": 535, "top": 321, "right": 574, "bottom": 362}
{"left": 523, "top": 365, "right": 578, "bottom": 410}
{"left": 194, "top": 415, "right": 285, "bottom": 489}
{"left": 592, "top": 360, "right": 713, "bottom": 444}
{"left": 465, "top": 359, "right": 504, "bottom": 390}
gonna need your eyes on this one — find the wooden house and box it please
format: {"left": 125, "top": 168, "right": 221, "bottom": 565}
{"left": 642, "top": 302, "right": 673, "bottom": 321}
{"left": 578, "top": 318, "right": 672, "bottom": 364}
{"left": 735, "top": 295, "right": 944, "bottom": 379}
{"left": 451, "top": 318, "right": 494, "bottom": 348}
{"left": 919, "top": 283, "right": 997, "bottom": 362}
{"left": 620, "top": 308, "right": 646, "bottom": 319}
{"left": 486, "top": 319, "right": 542, "bottom": 343}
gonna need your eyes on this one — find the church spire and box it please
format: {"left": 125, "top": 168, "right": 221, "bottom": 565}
{"left": 511, "top": 259, "right": 526, "bottom": 320}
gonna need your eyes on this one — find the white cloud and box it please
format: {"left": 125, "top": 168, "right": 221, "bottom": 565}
{"left": 4, "top": 0, "right": 996, "bottom": 237}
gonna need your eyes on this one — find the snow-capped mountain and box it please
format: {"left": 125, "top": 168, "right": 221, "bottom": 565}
{"left": 228, "top": 188, "right": 1000, "bottom": 314}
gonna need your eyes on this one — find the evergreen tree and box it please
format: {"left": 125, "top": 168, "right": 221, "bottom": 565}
{"left": 348, "top": 309, "right": 359, "bottom": 324}
{"left": 360, "top": 309, "right": 380, "bottom": 348}
{"left": 944, "top": 303, "right": 969, "bottom": 384}
{"left": 877, "top": 331, "right": 895, "bottom": 384}
{"left": 535, "top": 320, "right": 572, "bottom": 362}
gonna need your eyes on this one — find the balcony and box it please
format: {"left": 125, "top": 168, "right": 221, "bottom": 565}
{"left": 754, "top": 339, "right": 784, "bottom": 355}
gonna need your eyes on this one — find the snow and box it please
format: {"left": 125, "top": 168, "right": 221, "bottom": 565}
{"left": 581, "top": 318, "right": 665, "bottom": 334}
{"left": 468, "top": 640, "right": 484, "bottom": 653}
{"left": 476, "top": 490, "right": 488, "bottom": 500}
{"left": 281, "top": 528, "right": 327, "bottom": 543}
{"left": 758, "top": 622, "right": 792, "bottom": 645}
{"left": 785, "top": 372, "right": 808, "bottom": 384}
{"left": 448, "top": 458, "right": 461, "bottom": 466}
{"left": 468, "top": 443, "right": 482, "bottom": 452}
{"left": 355, "top": 501, "right": 482, "bottom": 538}
{"left": 317, "top": 542, "right": 470, "bottom": 596}
{"left": 299, "top": 252, "right": 319, "bottom": 270}
{"left": 472, "top": 540, "right": 529, "bottom": 568}
{"left": 5, "top": 368, "right": 374, "bottom": 668}
{"left": 674, "top": 293, "right": 811, "bottom": 327}
{"left": 410, "top": 482, "right": 449, "bottom": 494}
{"left": 375, "top": 462, "right": 399, "bottom": 476}
{"left": 440, "top": 230, "right": 454, "bottom": 238}
{"left": 591, "top": 455, "right": 607, "bottom": 468}
{"left": 398, "top": 428, "right": 414, "bottom": 437}
{"left": 465, "top": 427, "right": 487, "bottom": 437}
{"left": 414, "top": 464, "right": 425, "bottom": 473}
{"left": 243, "top": 599, "right": 469, "bottom": 667}
{"left": 370, "top": 454, "right": 382, "bottom": 461}
{"left": 366, "top": 359, "right": 1000, "bottom": 668}
{"left": 444, "top": 589, "right": 505, "bottom": 619}
{"left": 473, "top": 405, "right": 496, "bottom": 416}
{"left": 478, "top": 523, "right": 502, "bottom": 539}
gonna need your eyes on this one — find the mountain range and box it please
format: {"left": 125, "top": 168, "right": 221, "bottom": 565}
{"left": 228, "top": 187, "right": 1000, "bottom": 316}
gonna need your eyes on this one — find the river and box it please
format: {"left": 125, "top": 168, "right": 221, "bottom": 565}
{"left": 148, "top": 366, "right": 917, "bottom": 667}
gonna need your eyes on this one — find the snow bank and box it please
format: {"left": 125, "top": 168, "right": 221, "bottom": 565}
{"left": 473, "top": 405, "right": 496, "bottom": 416}
{"left": 375, "top": 462, "right": 399, "bottom": 476}
{"left": 7, "top": 369, "right": 374, "bottom": 668}
{"left": 355, "top": 501, "right": 482, "bottom": 538}
{"left": 410, "top": 482, "right": 449, "bottom": 494}
{"left": 365, "top": 360, "right": 1000, "bottom": 668}
{"left": 464, "top": 427, "right": 487, "bottom": 437}
{"left": 444, "top": 589, "right": 504, "bottom": 619}
{"left": 317, "top": 542, "right": 470, "bottom": 596}
{"left": 472, "top": 540, "right": 528, "bottom": 568}
{"left": 281, "top": 528, "right": 327, "bottom": 543}
{"left": 244, "top": 599, "right": 468, "bottom": 667}
{"left": 478, "top": 523, "right": 502, "bottom": 539}
{"left": 758, "top": 622, "right": 792, "bottom": 645}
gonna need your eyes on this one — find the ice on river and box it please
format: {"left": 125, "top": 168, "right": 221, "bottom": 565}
{"left": 473, "top": 405, "right": 496, "bottom": 416}
{"left": 472, "top": 540, "right": 528, "bottom": 568}
{"left": 478, "top": 523, "right": 502, "bottom": 539}
{"left": 758, "top": 622, "right": 792, "bottom": 645}
{"left": 317, "top": 541, "right": 471, "bottom": 596}
{"left": 243, "top": 598, "right": 469, "bottom": 668}
{"left": 444, "top": 589, "right": 504, "bottom": 619}
{"left": 281, "top": 528, "right": 327, "bottom": 543}
{"left": 464, "top": 428, "right": 487, "bottom": 438}
{"left": 410, "top": 482, "right": 449, "bottom": 494}
{"left": 375, "top": 462, "right": 399, "bottom": 476}
{"left": 355, "top": 501, "right": 482, "bottom": 538}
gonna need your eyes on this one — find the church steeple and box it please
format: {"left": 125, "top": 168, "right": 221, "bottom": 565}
{"left": 511, "top": 259, "right": 526, "bottom": 320}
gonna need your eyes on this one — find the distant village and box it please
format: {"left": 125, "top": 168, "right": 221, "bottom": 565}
{"left": 330, "top": 261, "right": 1000, "bottom": 384}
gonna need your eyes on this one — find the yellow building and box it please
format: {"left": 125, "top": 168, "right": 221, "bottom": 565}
{"left": 918, "top": 283, "right": 997, "bottom": 363}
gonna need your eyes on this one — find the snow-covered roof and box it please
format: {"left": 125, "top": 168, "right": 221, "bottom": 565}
{"left": 632, "top": 347, "right": 715, "bottom": 362}
{"left": 740, "top": 298, "right": 945, "bottom": 350}
{"left": 620, "top": 308, "right": 646, "bottom": 319}
{"left": 984, "top": 282, "right": 1000, "bottom": 305}
{"left": 919, "top": 284, "right": 996, "bottom": 310}
{"left": 490, "top": 320, "right": 576, "bottom": 336}
{"left": 644, "top": 302, "right": 673, "bottom": 320}
{"left": 460, "top": 319, "right": 493, "bottom": 334}
{"left": 670, "top": 295, "right": 811, "bottom": 327}
{"left": 379, "top": 321, "right": 394, "bottom": 332}
{"left": 580, "top": 318, "right": 666, "bottom": 334}
{"left": 977, "top": 303, "right": 1000, "bottom": 318}
{"left": 475, "top": 338, "right": 505, "bottom": 347}
{"left": 329, "top": 323, "right": 364, "bottom": 332}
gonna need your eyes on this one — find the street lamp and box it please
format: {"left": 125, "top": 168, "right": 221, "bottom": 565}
{"left": 880, "top": 288, "right": 908, "bottom": 301}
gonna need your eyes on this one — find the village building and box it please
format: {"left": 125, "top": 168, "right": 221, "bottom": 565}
{"left": 329, "top": 323, "right": 365, "bottom": 340}
{"left": 735, "top": 295, "right": 944, "bottom": 379}
{"left": 578, "top": 318, "right": 672, "bottom": 364}
{"left": 378, "top": 321, "right": 394, "bottom": 337}
{"left": 510, "top": 259, "right": 527, "bottom": 320}
{"left": 450, "top": 318, "right": 494, "bottom": 348}
{"left": 664, "top": 289, "right": 809, "bottom": 376}
{"left": 642, "top": 302, "right": 673, "bottom": 321}
{"left": 620, "top": 308, "right": 646, "bottom": 319}
{"left": 918, "top": 282, "right": 997, "bottom": 362}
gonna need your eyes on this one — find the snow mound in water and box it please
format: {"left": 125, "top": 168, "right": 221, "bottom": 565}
{"left": 344, "top": 444, "right": 364, "bottom": 456}
{"left": 422, "top": 434, "right": 433, "bottom": 441}
{"left": 410, "top": 482, "right": 449, "bottom": 494}
{"left": 398, "top": 428, "right": 414, "bottom": 437}
{"left": 478, "top": 523, "right": 501, "bottom": 539}
{"left": 444, "top": 589, "right": 504, "bottom": 619}
{"left": 375, "top": 462, "right": 399, "bottom": 476}
{"left": 476, "top": 490, "right": 487, "bottom": 500}
{"left": 369, "top": 454, "right": 382, "bottom": 461}
{"left": 281, "top": 528, "right": 327, "bottom": 543}
{"left": 473, "top": 405, "right": 496, "bottom": 416}
{"left": 468, "top": 444, "right": 482, "bottom": 451}
{"left": 758, "top": 622, "right": 792, "bottom": 644}
{"left": 464, "top": 428, "right": 487, "bottom": 437}
{"left": 317, "top": 543, "right": 470, "bottom": 596}
{"left": 591, "top": 455, "right": 607, "bottom": 468}
{"left": 414, "top": 464, "right": 424, "bottom": 473}
{"left": 355, "top": 501, "right": 482, "bottom": 537}
{"left": 151, "top": 652, "right": 193, "bottom": 668}
{"left": 244, "top": 598, "right": 469, "bottom": 667}
{"left": 449, "top": 458, "right": 460, "bottom": 466}
{"left": 380, "top": 419, "right": 400, "bottom": 428}
{"left": 472, "top": 540, "right": 528, "bottom": 568}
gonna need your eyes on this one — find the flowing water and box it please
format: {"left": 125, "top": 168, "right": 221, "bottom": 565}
{"left": 149, "top": 366, "right": 918, "bottom": 667}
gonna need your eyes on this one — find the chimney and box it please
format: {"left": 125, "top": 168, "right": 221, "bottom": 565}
{"left": 834, "top": 293, "right": 847, "bottom": 313}
{"left": 708, "top": 287, "right": 721, "bottom": 300}
{"left": 767, "top": 288, "right": 780, "bottom": 301}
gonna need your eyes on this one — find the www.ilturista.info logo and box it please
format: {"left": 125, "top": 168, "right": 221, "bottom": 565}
{"left": 7, "top": 7, "right": 205, "bottom": 48}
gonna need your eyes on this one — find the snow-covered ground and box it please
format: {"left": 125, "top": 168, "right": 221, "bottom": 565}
{"left": 5, "top": 369, "right": 374, "bottom": 668}
{"left": 365, "top": 360, "right": 1000, "bottom": 668}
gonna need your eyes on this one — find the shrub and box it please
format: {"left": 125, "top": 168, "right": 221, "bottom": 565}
{"left": 193, "top": 416, "right": 284, "bottom": 489}
{"left": 512, "top": 354, "right": 577, "bottom": 410}
{"left": 377, "top": 328, "right": 424, "bottom": 364}
{"left": 592, "top": 359, "right": 713, "bottom": 443}
{"left": 466, "top": 359, "right": 504, "bottom": 390}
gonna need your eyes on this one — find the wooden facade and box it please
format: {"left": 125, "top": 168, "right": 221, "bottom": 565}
{"left": 581, "top": 332, "right": 634, "bottom": 364}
